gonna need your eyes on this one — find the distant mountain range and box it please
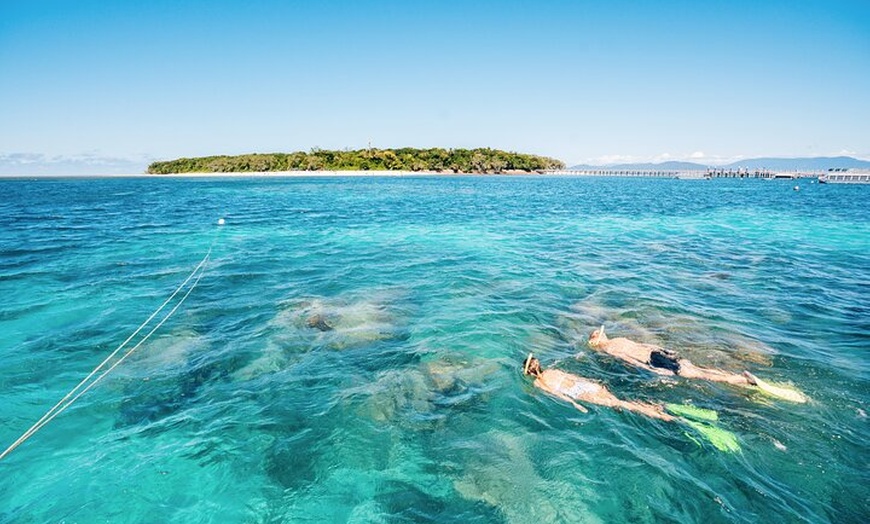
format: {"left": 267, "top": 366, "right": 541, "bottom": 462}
{"left": 0, "top": 153, "right": 150, "bottom": 176}
{"left": 569, "top": 156, "right": 870, "bottom": 171}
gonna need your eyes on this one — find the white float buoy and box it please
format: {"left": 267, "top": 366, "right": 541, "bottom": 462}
{"left": 793, "top": 186, "right": 800, "bottom": 191}
{"left": 218, "top": 218, "right": 226, "bottom": 225}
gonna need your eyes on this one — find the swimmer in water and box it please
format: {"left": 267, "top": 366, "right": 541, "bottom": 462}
{"left": 587, "top": 326, "right": 757, "bottom": 386}
{"left": 523, "top": 354, "right": 674, "bottom": 421}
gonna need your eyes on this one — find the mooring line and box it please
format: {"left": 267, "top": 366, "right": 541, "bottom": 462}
{"left": 1, "top": 224, "right": 222, "bottom": 461}
{"left": 14, "top": 260, "right": 209, "bottom": 446}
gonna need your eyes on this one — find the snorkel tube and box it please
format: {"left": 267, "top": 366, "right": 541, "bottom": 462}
{"left": 589, "top": 325, "right": 605, "bottom": 347}
{"left": 523, "top": 353, "right": 534, "bottom": 375}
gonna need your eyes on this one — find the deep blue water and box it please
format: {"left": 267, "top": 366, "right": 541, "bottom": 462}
{"left": 0, "top": 176, "right": 867, "bottom": 523}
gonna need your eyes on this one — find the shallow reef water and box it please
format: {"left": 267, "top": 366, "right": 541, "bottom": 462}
{"left": 0, "top": 176, "right": 867, "bottom": 523}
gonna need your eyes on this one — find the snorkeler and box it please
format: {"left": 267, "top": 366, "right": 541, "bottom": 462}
{"left": 587, "top": 326, "right": 807, "bottom": 402}
{"left": 523, "top": 354, "right": 744, "bottom": 451}
{"left": 587, "top": 326, "right": 754, "bottom": 384}
{"left": 522, "top": 354, "right": 674, "bottom": 421}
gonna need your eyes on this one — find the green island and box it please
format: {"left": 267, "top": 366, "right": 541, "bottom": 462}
{"left": 147, "top": 148, "right": 565, "bottom": 174}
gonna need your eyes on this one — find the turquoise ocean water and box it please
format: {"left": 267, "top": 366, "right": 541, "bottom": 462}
{"left": 0, "top": 176, "right": 867, "bottom": 523}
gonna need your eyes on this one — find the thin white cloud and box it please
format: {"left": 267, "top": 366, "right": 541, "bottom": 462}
{"left": 0, "top": 152, "right": 151, "bottom": 175}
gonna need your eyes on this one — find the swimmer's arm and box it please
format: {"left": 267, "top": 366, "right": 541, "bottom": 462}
{"left": 606, "top": 344, "right": 676, "bottom": 376}
{"left": 624, "top": 355, "right": 675, "bottom": 376}
{"left": 629, "top": 346, "right": 677, "bottom": 376}
{"left": 643, "top": 364, "right": 676, "bottom": 376}
{"left": 565, "top": 397, "right": 589, "bottom": 413}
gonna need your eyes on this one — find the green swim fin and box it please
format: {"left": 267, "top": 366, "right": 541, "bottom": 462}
{"left": 683, "top": 420, "right": 741, "bottom": 453}
{"left": 666, "top": 403, "right": 719, "bottom": 422}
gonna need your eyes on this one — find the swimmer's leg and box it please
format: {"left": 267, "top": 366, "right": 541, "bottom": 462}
{"left": 677, "top": 360, "right": 752, "bottom": 385}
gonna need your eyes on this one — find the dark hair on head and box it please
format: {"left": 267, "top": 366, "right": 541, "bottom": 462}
{"left": 523, "top": 353, "right": 536, "bottom": 375}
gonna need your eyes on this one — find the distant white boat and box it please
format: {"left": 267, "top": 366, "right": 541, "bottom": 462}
{"left": 818, "top": 168, "right": 870, "bottom": 184}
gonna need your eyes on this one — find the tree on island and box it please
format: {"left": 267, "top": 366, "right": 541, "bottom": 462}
{"left": 147, "top": 148, "right": 565, "bottom": 174}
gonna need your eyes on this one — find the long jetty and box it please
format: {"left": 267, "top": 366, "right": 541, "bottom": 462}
{"left": 544, "top": 168, "right": 817, "bottom": 179}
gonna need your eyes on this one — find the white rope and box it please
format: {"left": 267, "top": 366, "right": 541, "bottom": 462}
{"left": 0, "top": 247, "right": 213, "bottom": 461}
{"left": 17, "top": 260, "right": 208, "bottom": 439}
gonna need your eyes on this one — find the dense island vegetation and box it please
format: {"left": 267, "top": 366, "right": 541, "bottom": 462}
{"left": 147, "top": 148, "right": 564, "bottom": 174}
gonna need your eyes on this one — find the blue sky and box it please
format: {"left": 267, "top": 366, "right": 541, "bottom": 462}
{"left": 1, "top": 0, "right": 868, "bottom": 171}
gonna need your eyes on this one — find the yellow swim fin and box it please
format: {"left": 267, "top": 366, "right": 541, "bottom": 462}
{"left": 665, "top": 403, "right": 718, "bottom": 422}
{"left": 683, "top": 420, "right": 741, "bottom": 453}
{"left": 747, "top": 373, "right": 808, "bottom": 403}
